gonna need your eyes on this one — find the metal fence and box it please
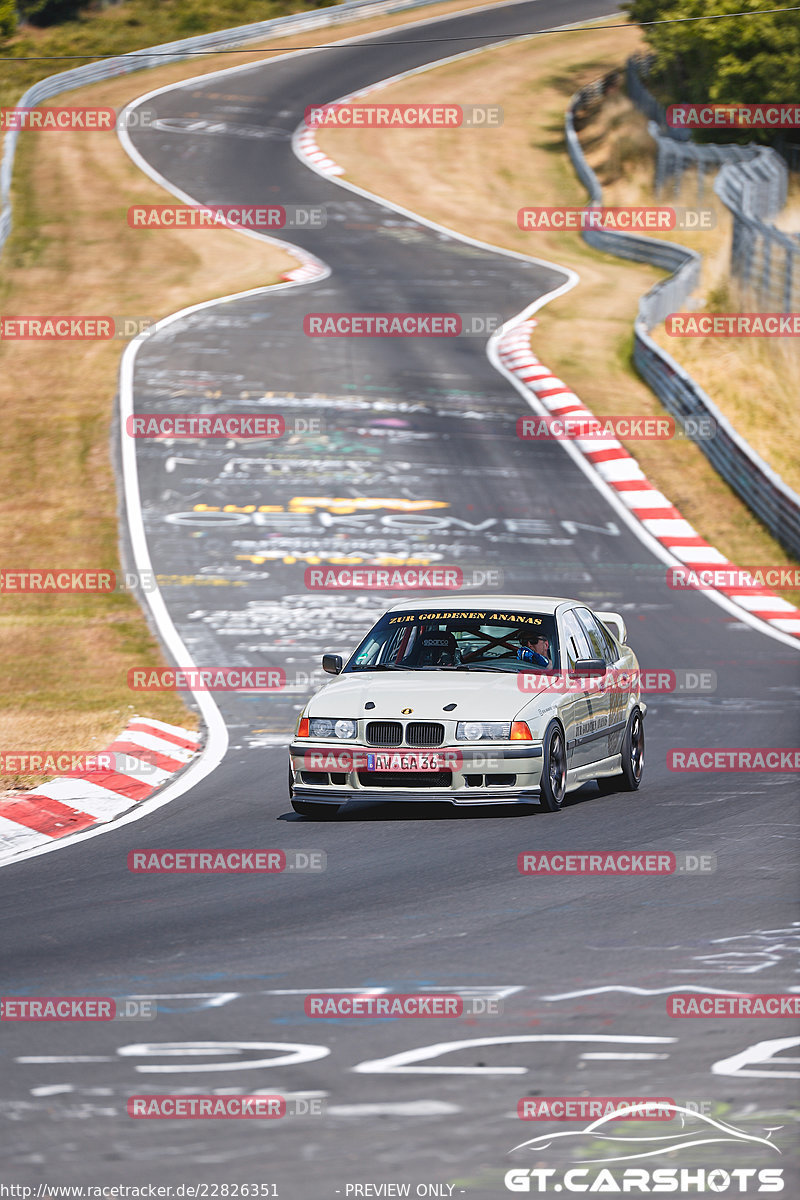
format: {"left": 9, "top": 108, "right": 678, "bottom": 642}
{"left": 566, "top": 76, "right": 800, "bottom": 560}
{"left": 627, "top": 54, "right": 799, "bottom": 314}
{"left": 0, "top": 0, "right": 441, "bottom": 259}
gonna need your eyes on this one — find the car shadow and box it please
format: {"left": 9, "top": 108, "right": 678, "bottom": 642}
{"left": 280, "top": 783, "right": 601, "bottom": 821}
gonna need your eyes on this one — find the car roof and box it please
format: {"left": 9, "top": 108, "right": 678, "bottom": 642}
{"left": 385, "top": 595, "right": 581, "bottom": 616}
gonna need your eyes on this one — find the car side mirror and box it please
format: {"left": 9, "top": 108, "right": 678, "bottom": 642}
{"left": 322, "top": 653, "right": 343, "bottom": 675}
{"left": 572, "top": 657, "right": 607, "bottom": 675}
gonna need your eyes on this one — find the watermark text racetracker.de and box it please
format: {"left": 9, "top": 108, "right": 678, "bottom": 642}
{"left": 666, "top": 313, "right": 800, "bottom": 337}
{"left": 127, "top": 849, "right": 325, "bottom": 873}
{"left": 668, "top": 565, "right": 800, "bottom": 591}
{"left": 304, "top": 565, "right": 503, "bottom": 590}
{"left": 128, "top": 1095, "right": 322, "bottom": 1119}
{"left": 303, "top": 312, "right": 502, "bottom": 337}
{"left": 128, "top": 668, "right": 285, "bottom": 692}
{"left": 668, "top": 102, "right": 800, "bottom": 129}
{"left": 518, "top": 851, "right": 716, "bottom": 875}
{"left": 128, "top": 204, "right": 326, "bottom": 229}
{"left": 518, "top": 205, "right": 715, "bottom": 231}
{"left": 124, "top": 415, "right": 323, "bottom": 439}
{"left": 0, "top": 996, "right": 156, "bottom": 1021}
{"left": 305, "top": 102, "right": 502, "bottom": 127}
{"left": 668, "top": 993, "right": 800, "bottom": 1017}
{"left": 517, "top": 668, "right": 717, "bottom": 694}
{"left": 0, "top": 105, "right": 158, "bottom": 131}
{"left": 668, "top": 749, "right": 800, "bottom": 772}
{"left": 0, "top": 752, "right": 161, "bottom": 778}
{"left": 517, "top": 414, "right": 716, "bottom": 441}
{"left": 304, "top": 992, "right": 501, "bottom": 1016}
{"left": 1, "top": 316, "right": 156, "bottom": 340}
{"left": 0, "top": 568, "right": 239, "bottom": 595}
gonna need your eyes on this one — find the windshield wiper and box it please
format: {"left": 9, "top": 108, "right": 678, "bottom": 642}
{"left": 460, "top": 665, "right": 510, "bottom": 672}
{"left": 351, "top": 664, "right": 414, "bottom": 671}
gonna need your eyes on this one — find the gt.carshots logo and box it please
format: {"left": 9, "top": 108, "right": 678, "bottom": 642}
{"left": 503, "top": 1168, "right": 784, "bottom": 1193}
{"left": 507, "top": 1104, "right": 784, "bottom": 1191}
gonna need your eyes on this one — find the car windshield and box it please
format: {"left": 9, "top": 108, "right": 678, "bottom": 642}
{"left": 345, "top": 608, "right": 561, "bottom": 673}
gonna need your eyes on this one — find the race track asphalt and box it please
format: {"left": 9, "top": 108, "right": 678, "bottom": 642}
{"left": 1, "top": 1, "right": 798, "bottom": 1192}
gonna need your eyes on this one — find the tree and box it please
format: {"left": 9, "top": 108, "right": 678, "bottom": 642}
{"left": 626, "top": 0, "right": 800, "bottom": 142}
{"left": 0, "top": 0, "right": 16, "bottom": 39}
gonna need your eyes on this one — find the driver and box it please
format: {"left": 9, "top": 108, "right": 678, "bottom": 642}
{"left": 516, "top": 629, "right": 551, "bottom": 667}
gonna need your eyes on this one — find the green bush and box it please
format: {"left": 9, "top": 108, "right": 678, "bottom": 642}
{"left": 19, "top": 0, "right": 89, "bottom": 27}
{"left": 0, "top": 0, "right": 16, "bottom": 39}
{"left": 625, "top": 0, "right": 800, "bottom": 145}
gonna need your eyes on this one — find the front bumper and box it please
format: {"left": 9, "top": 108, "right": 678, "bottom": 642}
{"left": 288, "top": 741, "right": 544, "bottom": 805}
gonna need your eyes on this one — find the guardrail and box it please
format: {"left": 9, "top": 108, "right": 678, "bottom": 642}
{"left": 0, "top": 0, "right": 440, "bottom": 258}
{"left": 627, "top": 54, "right": 798, "bottom": 313}
{"left": 565, "top": 75, "right": 800, "bottom": 560}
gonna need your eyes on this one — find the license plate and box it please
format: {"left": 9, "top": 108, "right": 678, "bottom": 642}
{"left": 367, "top": 752, "right": 440, "bottom": 772}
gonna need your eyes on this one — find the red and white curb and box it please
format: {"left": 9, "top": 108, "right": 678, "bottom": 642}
{"left": 280, "top": 259, "right": 328, "bottom": 284}
{"left": 498, "top": 319, "right": 800, "bottom": 640}
{"left": 0, "top": 718, "right": 201, "bottom": 860}
{"left": 295, "top": 125, "right": 345, "bottom": 177}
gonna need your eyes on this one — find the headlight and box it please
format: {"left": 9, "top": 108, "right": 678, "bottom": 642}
{"left": 456, "top": 721, "right": 511, "bottom": 741}
{"left": 309, "top": 717, "right": 358, "bottom": 740}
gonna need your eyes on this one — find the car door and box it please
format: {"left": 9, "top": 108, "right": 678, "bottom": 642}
{"left": 574, "top": 607, "right": 623, "bottom": 766}
{"left": 558, "top": 609, "right": 598, "bottom": 770}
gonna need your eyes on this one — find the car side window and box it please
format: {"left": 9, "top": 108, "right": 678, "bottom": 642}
{"left": 576, "top": 608, "right": 618, "bottom": 665}
{"left": 560, "top": 611, "right": 593, "bottom": 670}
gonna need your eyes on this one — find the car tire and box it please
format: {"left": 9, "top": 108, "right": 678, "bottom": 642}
{"left": 291, "top": 799, "right": 341, "bottom": 819}
{"left": 539, "top": 721, "right": 567, "bottom": 812}
{"left": 596, "top": 708, "right": 644, "bottom": 794}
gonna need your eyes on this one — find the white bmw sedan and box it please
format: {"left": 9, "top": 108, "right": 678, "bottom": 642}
{"left": 288, "top": 595, "right": 646, "bottom": 817}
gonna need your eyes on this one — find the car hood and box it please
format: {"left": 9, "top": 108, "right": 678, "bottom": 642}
{"left": 306, "top": 671, "right": 553, "bottom": 723}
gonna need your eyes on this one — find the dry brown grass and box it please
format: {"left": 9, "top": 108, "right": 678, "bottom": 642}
{"left": 315, "top": 18, "right": 800, "bottom": 599}
{"left": 0, "top": 0, "right": 517, "bottom": 790}
{"left": 584, "top": 90, "right": 800, "bottom": 496}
